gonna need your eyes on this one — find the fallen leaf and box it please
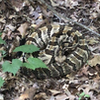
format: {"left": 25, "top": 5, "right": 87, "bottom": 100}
{"left": 65, "top": 0, "right": 79, "bottom": 9}
{"left": 55, "top": 94, "right": 69, "bottom": 100}
{"left": 14, "top": 84, "right": 38, "bottom": 100}
{"left": 17, "top": 22, "right": 29, "bottom": 38}
{"left": 88, "top": 55, "right": 100, "bottom": 66}
{"left": 0, "top": 17, "right": 6, "bottom": 23}
{"left": 49, "top": 89, "right": 61, "bottom": 96}
{"left": 0, "top": 94, "right": 4, "bottom": 100}
{"left": 6, "top": 0, "right": 26, "bottom": 12}
{"left": 6, "top": 24, "right": 16, "bottom": 31}
{"left": 50, "top": 0, "right": 59, "bottom": 6}
{"left": 88, "top": 38, "right": 99, "bottom": 45}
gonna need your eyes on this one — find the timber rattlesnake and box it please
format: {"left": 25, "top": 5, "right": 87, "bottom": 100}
{"left": 20, "top": 23, "right": 91, "bottom": 79}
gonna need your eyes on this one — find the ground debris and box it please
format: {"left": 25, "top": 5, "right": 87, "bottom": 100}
{"left": 0, "top": 0, "right": 100, "bottom": 100}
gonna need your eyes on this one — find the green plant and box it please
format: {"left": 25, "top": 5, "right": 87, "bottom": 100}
{"left": 0, "top": 50, "right": 6, "bottom": 60}
{"left": 0, "top": 33, "right": 6, "bottom": 60}
{"left": 0, "top": 33, "right": 6, "bottom": 44}
{"left": 23, "top": 57, "right": 48, "bottom": 70}
{"left": 13, "top": 44, "right": 40, "bottom": 53}
{"left": 0, "top": 77, "right": 4, "bottom": 88}
{"left": 13, "top": 44, "right": 48, "bottom": 69}
{"left": 78, "top": 92, "right": 90, "bottom": 100}
{"left": 2, "top": 44, "right": 48, "bottom": 74}
{"left": 2, "top": 59, "right": 22, "bottom": 75}
{"left": 0, "top": 34, "right": 48, "bottom": 88}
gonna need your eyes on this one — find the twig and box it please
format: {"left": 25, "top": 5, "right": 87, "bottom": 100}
{"left": 35, "top": 0, "right": 100, "bottom": 37}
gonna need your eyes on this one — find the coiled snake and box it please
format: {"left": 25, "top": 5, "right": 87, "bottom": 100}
{"left": 21, "top": 23, "right": 90, "bottom": 79}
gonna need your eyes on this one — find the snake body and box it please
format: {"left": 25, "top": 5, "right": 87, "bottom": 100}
{"left": 21, "top": 24, "right": 90, "bottom": 79}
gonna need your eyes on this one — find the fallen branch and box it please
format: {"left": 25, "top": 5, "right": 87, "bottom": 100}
{"left": 31, "top": 0, "right": 100, "bottom": 37}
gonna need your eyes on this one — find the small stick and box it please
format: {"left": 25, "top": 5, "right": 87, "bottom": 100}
{"left": 35, "top": 0, "right": 100, "bottom": 37}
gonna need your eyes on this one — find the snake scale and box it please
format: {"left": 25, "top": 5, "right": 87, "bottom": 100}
{"left": 20, "top": 23, "right": 90, "bottom": 79}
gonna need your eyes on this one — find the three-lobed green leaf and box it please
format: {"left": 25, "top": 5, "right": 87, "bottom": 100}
{"left": 0, "top": 33, "right": 6, "bottom": 44}
{"left": 0, "top": 32, "right": 2, "bottom": 35}
{"left": 2, "top": 59, "right": 22, "bottom": 75}
{"left": 23, "top": 57, "right": 48, "bottom": 70}
{"left": 78, "top": 92, "right": 90, "bottom": 100}
{"left": 0, "top": 37, "right": 6, "bottom": 44}
{"left": 0, "top": 33, "right": 48, "bottom": 88}
{"left": 13, "top": 44, "right": 40, "bottom": 53}
{"left": 0, "top": 77, "right": 4, "bottom": 88}
{"left": 0, "top": 50, "right": 6, "bottom": 60}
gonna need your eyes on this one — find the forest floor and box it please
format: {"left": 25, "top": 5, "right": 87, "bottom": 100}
{"left": 0, "top": 0, "right": 100, "bottom": 100}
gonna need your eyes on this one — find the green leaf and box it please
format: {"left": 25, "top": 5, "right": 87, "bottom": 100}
{"left": 0, "top": 50, "right": 6, "bottom": 60}
{"left": 23, "top": 57, "right": 48, "bottom": 70}
{"left": 0, "top": 50, "right": 6, "bottom": 56}
{"left": 2, "top": 59, "right": 22, "bottom": 75}
{"left": 79, "top": 92, "right": 85, "bottom": 97}
{"left": 78, "top": 97, "right": 82, "bottom": 100}
{"left": 0, "top": 37, "right": 6, "bottom": 44}
{"left": 84, "top": 94, "right": 90, "bottom": 98}
{"left": 0, "top": 32, "right": 2, "bottom": 36}
{"left": 0, "top": 50, "right": 6, "bottom": 55}
{"left": 0, "top": 77, "right": 5, "bottom": 88}
{"left": 13, "top": 44, "right": 40, "bottom": 53}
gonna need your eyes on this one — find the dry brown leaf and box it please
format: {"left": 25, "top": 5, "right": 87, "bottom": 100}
{"left": 65, "top": 0, "right": 79, "bottom": 8}
{"left": 0, "top": 1, "right": 6, "bottom": 11}
{"left": 0, "top": 94, "right": 4, "bottom": 100}
{"left": 7, "top": 0, "right": 25, "bottom": 12}
{"left": 88, "top": 38, "right": 99, "bottom": 45}
{"left": 88, "top": 55, "right": 100, "bottom": 66}
{"left": 55, "top": 94, "right": 69, "bottom": 100}
{"left": 49, "top": 89, "right": 61, "bottom": 96}
{"left": 95, "top": 3, "right": 100, "bottom": 13}
{"left": 78, "top": 81, "right": 99, "bottom": 100}
{"left": 89, "top": 12, "right": 98, "bottom": 19}
{"left": 14, "top": 87, "right": 37, "bottom": 100}
{"left": 9, "top": 15, "right": 17, "bottom": 19}
{"left": 50, "top": 0, "right": 59, "bottom": 6}
{"left": 17, "top": 22, "right": 29, "bottom": 38}
{"left": 34, "top": 92, "right": 49, "bottom": 100}
{"left": 6, "top": 24, "right": 16, "bottom": 31}
{"left": 90, "top": 2, "right": 100, "bottom": 19}
{"left": 77, "top": 65, "right": 89, "bottom": 76}
{"left": 0, "top": 17, "right": 6, "bottom": 23}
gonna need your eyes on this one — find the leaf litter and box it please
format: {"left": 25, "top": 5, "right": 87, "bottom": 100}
{"left": 0, "top": 0, "right": 100, "bottom": 100}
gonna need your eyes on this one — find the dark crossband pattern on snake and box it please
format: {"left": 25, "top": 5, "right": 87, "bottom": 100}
{"left": 20, "top": 23, "right": 91, "bottom": 79}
